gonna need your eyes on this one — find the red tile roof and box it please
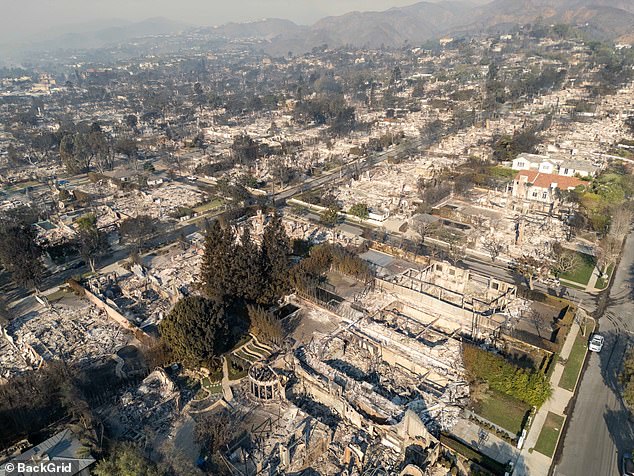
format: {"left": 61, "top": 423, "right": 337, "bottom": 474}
{"left": 514, "top": 170, "right": 584, "bottom": 190}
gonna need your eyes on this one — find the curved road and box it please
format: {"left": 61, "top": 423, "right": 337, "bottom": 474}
{"left": 556, "top": 231, "right": 634, "bottom": 476}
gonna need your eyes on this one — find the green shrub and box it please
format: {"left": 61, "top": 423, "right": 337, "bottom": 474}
{"left": 464, "top": 344, "right": 552, "bottom": 407}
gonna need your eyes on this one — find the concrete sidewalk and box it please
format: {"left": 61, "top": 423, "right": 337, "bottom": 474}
{"left": 517, "top": 320, "right": 586, "bottom": 476}
{"left": 221, "top": 355, "right": 234, "bottom": 402}
{"left": 584, "top": 265, "right": 605, "bottom": 293}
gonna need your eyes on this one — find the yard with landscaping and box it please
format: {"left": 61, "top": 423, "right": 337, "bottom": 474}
{"left": 534, "top": 412, "right": 565, "bottom": 457}
{"left": 559, "top": 252, "right": 596, "bottom": 286}
{"left": 194, "top": 198, "right": 224, "bottom": 214}
{"left": 473, "top": 390, "right": 531, "bottom": 436}
{"left": 558, "top": 322, "right": 594, "bottom": 391}
{"left": 596, "top": 264, "right": 615, "bottom": 290}
{"left": 201, "top": 376, "right": 223, "bottom": 395}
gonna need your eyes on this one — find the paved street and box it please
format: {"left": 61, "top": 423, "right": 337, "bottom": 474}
{"left": 556, "top": 231, "right": 634, "bottom": 476}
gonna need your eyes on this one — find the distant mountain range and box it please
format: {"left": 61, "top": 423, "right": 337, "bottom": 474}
{"left": 254, "top": 0, "right": 634, "bottom": 54}
{"left": 3, "top": 0, "right": 633, "bottom": 61}
{"left": 3, "top": 17, "right": 191, "bottom": 55}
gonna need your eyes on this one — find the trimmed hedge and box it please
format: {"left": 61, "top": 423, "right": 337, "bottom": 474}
{"left": 440, "top": 434, "right": 507, "bottom": 476}
{"left": 464, "top": 344, "right": 552, "bottom": 407}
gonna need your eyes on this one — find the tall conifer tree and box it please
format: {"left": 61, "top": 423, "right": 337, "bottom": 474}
{"left": 259, "top": 213, "right": 291, "bottom": 305}
{"left": 200, "top": 220, "right": 235, "bottom": 301}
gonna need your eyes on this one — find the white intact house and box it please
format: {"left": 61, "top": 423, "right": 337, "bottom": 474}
{"left": 511, "top": 153, "right": 601, "bottom": 178}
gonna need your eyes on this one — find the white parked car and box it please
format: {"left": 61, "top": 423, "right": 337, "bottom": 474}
{"left": 589, "top": 334, "right": 604, "bottom": 352}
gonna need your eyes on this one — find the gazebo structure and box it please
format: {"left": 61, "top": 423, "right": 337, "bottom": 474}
{"left": 248, "top": 362, "right": 283, "bottom": 401}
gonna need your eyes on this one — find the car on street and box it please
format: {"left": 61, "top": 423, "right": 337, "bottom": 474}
{"left": 589, "top": 334, "right": 604, "bottom": 352}
{"left": 623, "top": 452, "right": 634, "bottom": 476}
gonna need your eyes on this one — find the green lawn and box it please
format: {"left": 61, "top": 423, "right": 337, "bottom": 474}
{"left": 559, "top": 252, "right": 596, "bottom": 286}
{"left": 474, "top": 390, "right": 531, "bottom": 436}
{"left": 193, "top": 198, "right": 224, "bottom": 213}
{"left": 558, "top": 322, "right": 594, "bottom": 391}
{"left": 234, "top": 349, "right": 259, "bottom": 363}
{"left": 201, "top": 377, "right": 223, "bottom": 395}
{"left": 228, "top": 366, "right": 248, "bottom": 381}
{"left": 534, "top": 412, "right": 565, "bottom": 457}
{"left": 596, "top": 264, "right": 615, "bottom": 290}
{"left": 488, "top": 166, "right": 517, "bottom": 180}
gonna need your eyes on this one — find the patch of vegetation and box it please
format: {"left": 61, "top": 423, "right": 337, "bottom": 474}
{"left": 558, "top": 252, "right": 595, "bottom": 286}
{"left": 619, "top": 349, "right": 634, "bottom": 408}
{"left": 558, "top": 322, "right": 594, "bottom": 391}
{"left": 487, "top": 166, "right": 517, "bottom": 180}
{"left": 534, "top": 412, "right": 565, "bottom": 457}
{"left": 491, "top": 125, "right": 542, "bottom": 162}
{"left": 193, "top": 198, "right": 224, "bottom": 213}
{"left": 596, "top": 263, "right": 615, "bottom": 290}
{"left": 473, "top": 390, "right": 531, "bottom": 435}
{"left": 464, "top": 344, "right": 552, "bottom": 407}
{"left": 290, "top": 243, "right": 374, "bottom": 293}
{"left": 227, "top": 356, "right": 248, "bottom": 380}
{"left": 94, "top": 443, "right": 167, "bottom": 476}
{"left": 201, "top": 377, "right": 223, "bottom": 395}
{"left": 159, "top": 296, "right": 229, "bottom": 368}
{"left": 569, "top": 166, "right": 634, "bottom": 233}
{"left": 320, "top": 206, "right": 340, "bottom": 227}
{"left": 348, "top": 203, "right": 370, "bottom": 220}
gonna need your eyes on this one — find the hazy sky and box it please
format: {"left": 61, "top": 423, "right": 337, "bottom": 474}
{"left": 0, "top": 0, "right": 430, "bottom": 43}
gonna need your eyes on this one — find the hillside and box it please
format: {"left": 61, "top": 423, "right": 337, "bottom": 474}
{"left": 12, "top": 17, "right": 191, "bottom": 53}
{"left": 261, "top": 0, "right": 634, "bottom": 53}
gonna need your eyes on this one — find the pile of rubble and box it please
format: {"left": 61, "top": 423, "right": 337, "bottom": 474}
{"left": 105, "top": 369, "right": 180, "bottom": 441}
{"left": 8, "top": 301, "right": 131, "bottom": 367}
{"left": 112, "top": 183, "right": 204, "bottom": 219}
{"left": 87, "top": 242, "right": 202, "bottom": 328}
{"left": 0, "top": 337, "right": 34, "bottom": 381}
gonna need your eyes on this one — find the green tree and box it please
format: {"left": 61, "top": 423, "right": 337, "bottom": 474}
{"left": 231, "top": 227, "right": 264, "bottom": 302}
{"left": 349, "top": 203, "right": 369, "bottom": 220}
{"left": 7, "top": 144, "right": 23, "bottom": 166}
{"left": 60, "top": 133, "right": 82, "bottom": 174}
{"left": 159, "top": 296, "right": 229, "bottom": 368}
{"left": 93, "top": 444, "right": 166, "bottom": 476}
{"left": 320, "top": 207, "right": 340, "bottom": 227}
{"left": 290, "top": 243, "right": 373, "bottom": 292}
{"left": 621, "top": 349, "right": 634, "bottom": 407}
{"left": 247, "top": 304, "right": 285, "bottom": 346}
{"left": 626, "top": 116, "right": 634, "bottom": 135}
{"left": 200, "top": 220, "right": 236, "bottom": 302}
{"left": 259, "top": 213, "right": 291, "bottom": 305}
{"left": 492, "top": 126, "right": 540, "bottom": 162}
